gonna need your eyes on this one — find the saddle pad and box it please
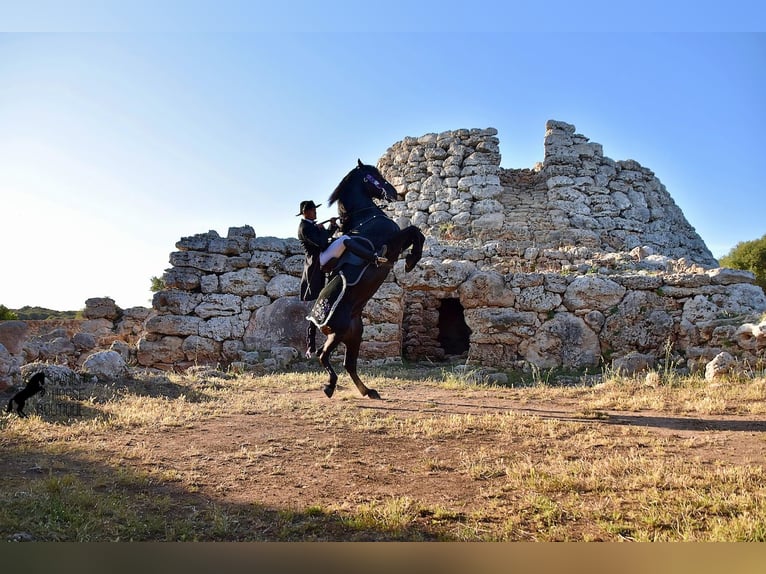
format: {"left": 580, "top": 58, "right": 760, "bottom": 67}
{"left": 307, "top": 273, "right": 347, "bottom": 328}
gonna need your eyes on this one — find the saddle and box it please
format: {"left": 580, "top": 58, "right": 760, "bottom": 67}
{"left": 320, "top": 236, "right": 379, "bottom": 275}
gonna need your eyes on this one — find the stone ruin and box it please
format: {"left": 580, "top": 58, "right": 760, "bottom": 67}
{"left": 128, "top": 119, "right": 766, "bottom": 376}
{"left": 378, "top": 120, "right": 765, "bottom": 372}
{"left": 2, "top": 119, "right": 765, "bottom": 388}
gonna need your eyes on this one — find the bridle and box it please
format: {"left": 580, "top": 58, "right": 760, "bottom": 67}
{"left": 363, "top": 172, "right": 392, "bottom": 200}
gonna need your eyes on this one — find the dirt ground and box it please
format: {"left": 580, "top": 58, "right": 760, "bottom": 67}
{"left": 78, "top": 381, "right": 766, "bottom": 513}
{"left": 4, "top": 373, "right": 766, "bottom": 541}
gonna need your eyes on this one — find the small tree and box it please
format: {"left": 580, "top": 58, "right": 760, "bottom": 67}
{"left": 0, "top": 305, "right": 18, "bottom": 320}
{"left": 150, "top": 276, "right": 166, "bottom": 293}
{"left": 719, "top": 233, "right": 766, "bottom": 291}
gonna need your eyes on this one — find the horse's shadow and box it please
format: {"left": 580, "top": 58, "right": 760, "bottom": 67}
{"left": 356, "top": 396, "right": 766, "bottom": 433}
{"left": 595, "top": 412, "right": 766, "bottom": 433}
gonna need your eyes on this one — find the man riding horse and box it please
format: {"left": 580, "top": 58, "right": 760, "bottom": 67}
{"left": 297, "top": 199, "right": 388, "bottom": 358}
{"left": 305, "top": 160, "right": 425, "bottom": 399}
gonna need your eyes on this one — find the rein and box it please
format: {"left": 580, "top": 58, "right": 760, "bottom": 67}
{"left": 348, "top": 213, "right": 384, "bottom": 233}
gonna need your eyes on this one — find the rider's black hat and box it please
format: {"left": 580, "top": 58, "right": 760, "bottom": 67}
{"left": 297, "top": 200, "right": 321, "bottom": 216}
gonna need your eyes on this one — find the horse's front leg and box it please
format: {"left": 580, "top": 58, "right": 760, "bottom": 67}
{"left": 318, "top": 332, "right": 341, "bottom": 398}
{"left": 403, "top": 226, "right": 425, "bottom": 272}
{"left": 343, "top": 318, "right": 381, "bottom": 400}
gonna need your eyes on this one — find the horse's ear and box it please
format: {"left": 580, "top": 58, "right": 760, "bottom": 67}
{"left": 357, "top": 159, "right": 363, "bottom": 168}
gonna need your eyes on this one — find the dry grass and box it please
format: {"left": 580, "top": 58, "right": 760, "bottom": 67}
{"left": 1, "top": 364, "right": 765, "bottom": 541}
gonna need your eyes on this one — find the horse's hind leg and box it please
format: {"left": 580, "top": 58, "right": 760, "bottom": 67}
{"left": 318, "top": 332, "right": 342, "bottom": 398}
{"left": 343, "top": 318, "right": 381, "bottom": 400}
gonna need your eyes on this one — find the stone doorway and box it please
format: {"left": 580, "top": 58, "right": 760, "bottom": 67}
{"left": 437, "top": 298, "right": 472, "bottom": 356}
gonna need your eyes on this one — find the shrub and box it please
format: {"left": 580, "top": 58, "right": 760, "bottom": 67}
{"left": 719, "top": 233, "right": 766, "bottom": 291}
{"left": 0, "top": 304, "right": 18, "bottom": 320}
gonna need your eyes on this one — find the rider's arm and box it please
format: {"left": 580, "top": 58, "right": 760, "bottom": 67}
{"left": 300, "top": 220, "right": 332, "bottom": 251}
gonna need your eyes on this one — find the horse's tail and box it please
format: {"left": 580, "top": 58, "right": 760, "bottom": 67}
{"left": 6, "top": 399, "right": 12, "bottom": 413}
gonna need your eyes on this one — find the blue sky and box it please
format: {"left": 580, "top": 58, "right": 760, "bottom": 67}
{"left": 1, "top": 3, "right": 765, "bottom": 310}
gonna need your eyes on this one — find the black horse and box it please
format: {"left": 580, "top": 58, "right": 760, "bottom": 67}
{"left": 310, "top": 160, "right": 425, "bottom": 399}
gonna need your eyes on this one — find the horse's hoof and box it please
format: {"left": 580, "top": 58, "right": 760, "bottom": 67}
{"left": 366, "top": 389, "right": 381, "bottom": 400}
{"left": 323, "top": 385, "right": 335, "bottom": 398}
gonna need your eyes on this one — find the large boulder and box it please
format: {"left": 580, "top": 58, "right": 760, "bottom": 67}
{"left": 458, "top": 271, "right": 515, "bottom": 308}
{"left": 83, "top": 297, "right": 122, "bottom": 320}
{"left": 563, "top": 276, "right": 626, "bottom": 312}
{"left": 705, "top": 352, "right": 736, "bottom": 382}
{"left": 520, "top": 313, "right": 600, "bottom": 368}
{"left": 245, "top": 296, "right": 316, "bottom": 352}
{"left": 265, "top": 274, "right": 300, "bottom": 299}
{"left": 395, "top": 258, "right": 476, "bottom": 290}
{"left": 182, "top": 335, "right": 222, "bottom": 363}
{"left": 136, "top": 336, "right": 185, "bottom": 366}
{"left": 734, "top": 321, "right": 766, "bottom": 351}
{"left": 20, "top": 362, "right": 81, "bottom": 386}
{"left": 0, "top": 321, "right": 29, "bottom": 355}
{"left": 601, "top": 290, "right": 674, "bottom": 355}
{"left": 81, "top": 350, "right": 128, "bottom": 380}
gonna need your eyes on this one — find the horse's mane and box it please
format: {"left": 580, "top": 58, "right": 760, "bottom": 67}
{"left": 328, "top": 167, "right": 358, "bottom": 206}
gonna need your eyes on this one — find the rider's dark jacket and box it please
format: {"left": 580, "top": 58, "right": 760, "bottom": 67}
{"left": 298, "top": 218, "right": 336, "bottom": 301}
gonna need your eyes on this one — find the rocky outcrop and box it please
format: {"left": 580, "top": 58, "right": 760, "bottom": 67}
{"left": 81, "top": 350, "right": 128, "bottom": 380}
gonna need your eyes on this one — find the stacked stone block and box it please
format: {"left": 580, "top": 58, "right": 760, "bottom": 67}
{"left": 6, "top": 119, "right": 760, "bottom": 379}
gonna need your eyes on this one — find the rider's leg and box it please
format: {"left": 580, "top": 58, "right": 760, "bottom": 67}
{"left": 343, "top": 238, "right": 388, "bottom": 265}
{"left": 320, "top": 235, "right": 349, "bottom": 267}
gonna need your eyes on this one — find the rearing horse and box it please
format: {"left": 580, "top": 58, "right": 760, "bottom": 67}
{"left": 310, "top": 160, "right": 425, "bottom": 399}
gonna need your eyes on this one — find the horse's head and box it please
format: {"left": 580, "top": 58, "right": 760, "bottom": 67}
{"left": 329, "top": 160, "right": 399, "bottom": 210}
{"left": 355, "top": 159, "right": 398, "bottom": 203}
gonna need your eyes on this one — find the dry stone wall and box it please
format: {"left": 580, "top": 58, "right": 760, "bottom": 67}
{"left": 395, "top": 260, "right": 766, "bottom": 373}
{"left": 0, "top": 298, "right": 152, "bottom": 389}
{"left": 371, "top": 119, "right": 765, "bottom": 373}
{"left": 85, "top": 121, "right": 766, "bottom": 375}
{"left": 138, "top": 226, "right": 404, "bottom": 371}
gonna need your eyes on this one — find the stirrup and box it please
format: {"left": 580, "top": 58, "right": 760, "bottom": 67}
{"left": 374, "top": 245, "right": 388, "bottom": 266}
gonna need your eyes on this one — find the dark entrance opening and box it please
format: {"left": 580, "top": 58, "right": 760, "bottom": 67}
{"left": 437, "top": 298, "right": 472, "bottom": 356}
